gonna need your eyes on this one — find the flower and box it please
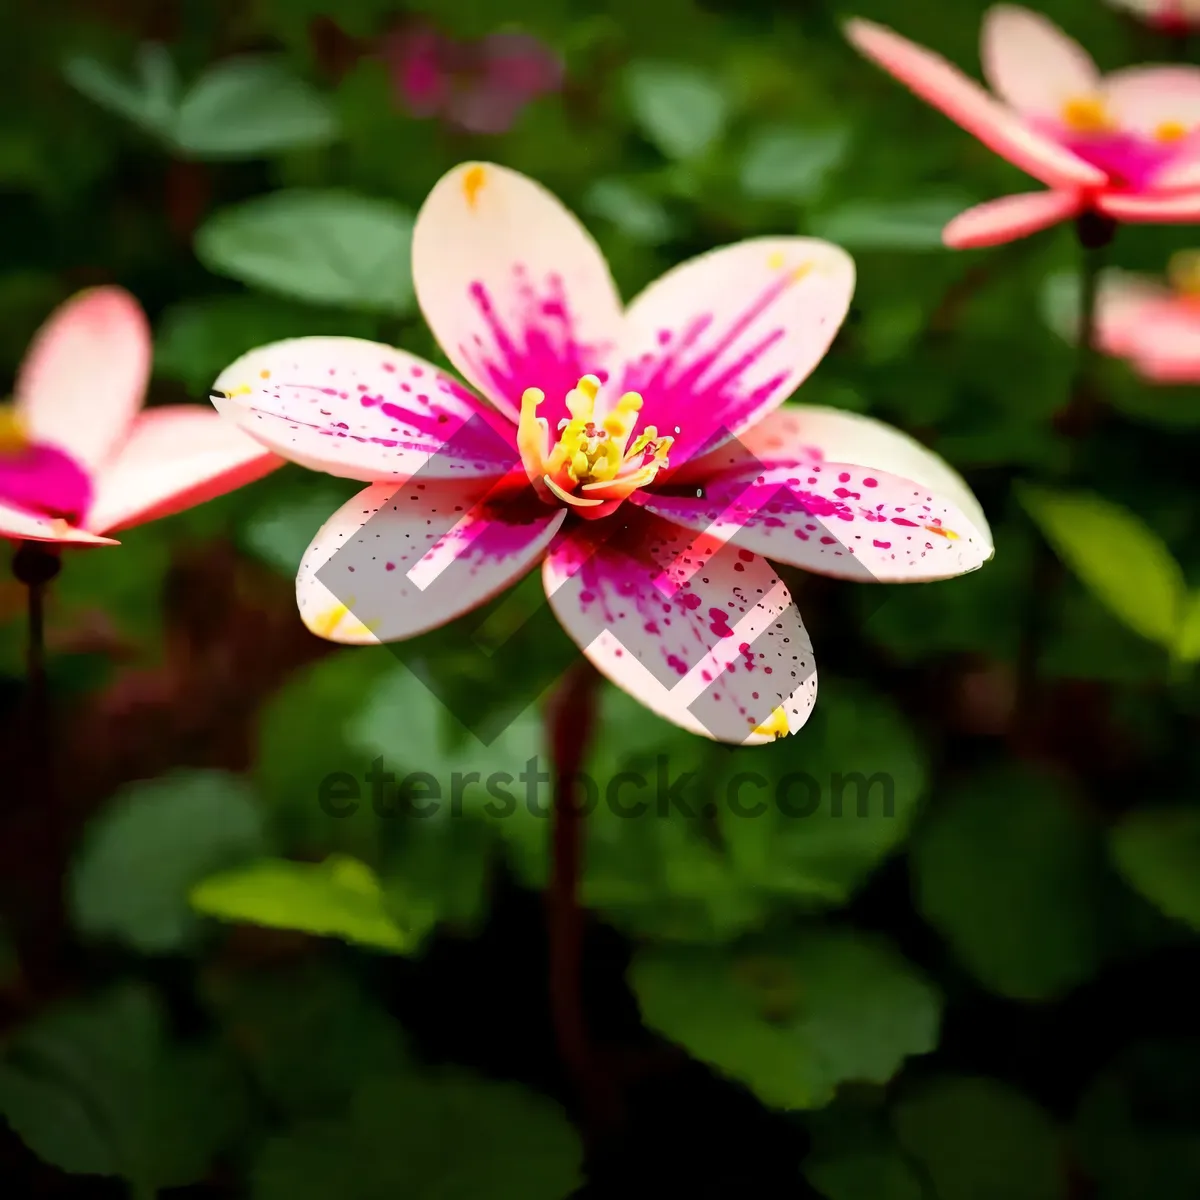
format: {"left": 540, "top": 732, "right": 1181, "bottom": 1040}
{"left": 380, "top": 23, "right": 563, "bottom": 136}
{"left": 1108, "top": 0, "right": 1200, "bottom": 33}
{"left": 1091, "top": 251, "right": 1200, "bottom": 380}
{"left": 0, "top": 286, "right": 282, "bottom": 547}
{"left": 210, "top": 163, "right": 992, "bottom": 745}
{"left": 846, "top": 4, "right": 1200, "bottom": 248}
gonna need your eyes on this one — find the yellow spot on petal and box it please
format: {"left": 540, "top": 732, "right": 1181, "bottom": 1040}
{"left": 767, "top": 250, "right": 786, "bottom": 270}
{"left": 925, "top": 524, "right": 959, "bottom": 540}
{"left": 227, "top": 383, "right": 253, "bottom": 397}
{"left": 1170, "top": 249, "right": 1200, "bottom": 295}
{"left": 791, "top": 263, "right": 812, "bottom": 283}
{"left": 259, "top": 369, "right": 271, "bottom": 379}
{"left": 312, "top": 602, "right": 351, "bottom": 638}
{"left": 50, "top": 518, "right": 72, "bottom": 538}
{"left": 1157, "top": 120, "right": 1190, "bottom": 143}
{"left": 752, "top": 705, "right": 791, "bottom": 740}
{"left": 463, "top": 165, "right": 487, "bottom": 209}
{"left": 1061, "top": 95, "right": 1115, "bottom": 134}
{"left": 0, "top": 403, "right": 29, "bottom": 454}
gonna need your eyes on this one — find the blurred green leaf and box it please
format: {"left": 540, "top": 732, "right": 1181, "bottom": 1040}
{"left": 1018, "top": 483, "right": 1185, "bottom": 648}
{"left": 239, "top": 475, "right": 360, "bottom": 576}
{"left": 630, "top": 928, "right": 941, "bottom": 1109}
{"left": 174, "top": 57, "right": 338, "bottom": 157}
{"left": 195, "top": 190, "right": 415, "bottom": 314}
{"left": 807, "top": 1150, "right": 924, "bottom": 1200}
{"left": 252, "top": 1072, "right": 583, "bottom": 1199}
{"left": 1176, "top": 592, "right": 1200, "bottom": 663}
{"left": 70, "top": 769, "right": 268, "bottom": 954}
{"left": 809, "top": 195, "right": 973, "bottom": 250}
{"left": 738, "top": 126, "right": 851, "bottom": 203}
{"left": 583, "top": 178, "right": 677, "bottom": 244}
{"left": 0, "top": 984, "right": 245, "bottom": 1192}
{"left": 1109, "top": 807, "right": 1200, "bottom": 932}
{"left": 911, "top": 764, "right": 1108, "bottom": 1001}
{"left": 63, "top": 43, "right": 180, "bottom": 140}
{"left": 625, "top": 62, "right": 729, "bottom": 161}
{"left": 190, "top": 854, "right": 417, "bottom": 952}
{"left": 894, "top": 1076, "right": 1066, "bottom": 1200}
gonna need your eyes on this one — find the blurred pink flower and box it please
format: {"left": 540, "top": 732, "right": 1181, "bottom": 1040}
{"left": 380, "top": 23, "right": 563, "bottom": 135}
{"left": 1108, "top": 0, "right": 1200, "bottom": 33}
{"left": 210, "top": 163, "right": 993, "bottom": 745}
{"left": 0, "top": 287, "right": 281, "bottom": 547}
{"left": 1095, "top": 251, "right": 1200, "bottom": 381}
{"left": 847, "top": 4, "right": 1200, "bottom": 248}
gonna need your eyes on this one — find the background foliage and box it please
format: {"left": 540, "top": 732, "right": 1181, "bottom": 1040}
{"left": 3, "top": 0, "right": 1200, "bottom": 1196}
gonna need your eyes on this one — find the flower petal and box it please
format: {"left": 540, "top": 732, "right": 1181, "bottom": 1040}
{"left": 1093, "top": 273, "right": 1173, "bottom": 357}
{"left": 981, "top": 4, "right": 1100, "bottom": 117}
{"left": 635, "top": 458, "right": 991, "bottom": 583}
{"left": 0, "top": 500, "right": 116, "bottom": 545}
{"left": 1126, "top": 303, "right": 1200, "bottom": 381}
{"left": 542, "top": 508, "right": 818, "bottom": 745}
{"left": 15, "top": 286, "right": 149, "bottom": 471}
{"left": 1095, "top": 190, "right": 1200, "bottom": 220}
{"left": 845, "top": 18, "right": 1105, "bottom": 189}
{"left": 212, "top": 337, "right": 519, "bottom": 483}
{"left": 1104, "top": 65, "right": 1200, "bottom": 138}
{"left": 411, "top": 162, "right": 624, "bottom": 427}
{"left": 943, "top": 190, "right": 1083, "bottom": 248}
{"left": 297, "top": 476, "right": 565, "bottom": 643}
{"left": 83, "top": 406, "right": 282, "bottom": 534}
{"left": 681, "top": 404, "right": 993, "bottom": 554}
{"left": 615, "top": 238, "right": 854, "bottom": 468}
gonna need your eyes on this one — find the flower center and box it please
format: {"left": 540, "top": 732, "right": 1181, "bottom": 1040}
{"left": 1060, "top": 95, "right": 1116, "bottom": 136}
{"left": 0, "top": 403, "right": 29, "bottom": 456}
{"left": 517, "top": 374, "right": 674, "bottom": 516}
{"left": 1156, "top": 119, "right": 1191, "bottom": 143}
{"left": 0, "top": 399, "right": 93, "bottom": 523}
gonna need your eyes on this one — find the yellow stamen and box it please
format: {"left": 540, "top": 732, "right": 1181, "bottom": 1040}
{"left": 0, "top": 403, "right": 29, "bottom": 455}
{"left": 924, "top": 524, "right": 959, "bottom": 540}
{"left": 752, "top": 705, "right": 791, "bottom": 740}
{"left": 543, "top": 475, "right": 606, "bottom": 507}
{"left": 1061, "top": 95, "right": 1115, "bottom": 135}
{"left": 517, "top": 387, "right": 548, "bottom": 479}
{"left": 1157, "top": 120, "right": 1190, "bottom": 143}
{"left": 463, "top": 164, "right": 486, "bottom": 209}
{"left": 1170, "top": 249, "right": 1200, "bottom": 295}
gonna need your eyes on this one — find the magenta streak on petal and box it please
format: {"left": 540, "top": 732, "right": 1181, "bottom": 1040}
{"left": 458, "top": 270, "right": 616, "bottom": 427}
{"left": 618, "top": 273, "right": 799, "bottom": 466}
{"left": 0, "top": 442, "right": 92, "bottom": 523}
{"left": 1031, "top": 118, "right": 1190, "bottom": 191}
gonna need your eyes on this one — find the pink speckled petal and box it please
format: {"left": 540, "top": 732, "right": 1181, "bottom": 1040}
{"left": 1104, "top": 65, "right": 1200, "bottom": 138}
{"left": 84, "top": 406, "right": 283, "bottom": 534}
{"left": 542, "top": 508, "right": 817, "bottom": 745}
{"left": 296, "top": 476, "right": 565, "bottom": 643}
{"left": 981, "top": 5, "right": 1100, "bottom": 118}
{"left": 1093, "top": 273, "right": 1173, "bottom": 357}
{"left": 1095, "top": 190, "right": 1200, "bottom": 220}
{"left": 211, "top": 337, "right": 519, "bottom": 483}
{"left": 845, "top": 18, "right": 1105, "bottom": 189}
{"left": 616, "top": 237, "right": 854, "bottom": 467}
{"left": 943, "top": 190, "right": 1083, "bottom": 248}
{"left": 678, "top": 404, "right": 992, "bottom": 553}
{"left": 15, "top": 286, "right": 150, "bottom": 471}
{"left": 0, "top": 499, "right": 116, "bottom": 545}
{"left": 411, "top": 162, "right": 624, "bottom": 428}
{"left": 635, "top": 459, "right": 990, "bottom": 583}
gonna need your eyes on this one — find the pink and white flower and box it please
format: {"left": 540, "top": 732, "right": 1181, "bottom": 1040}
{"left": 1092, "top": 251, "right": 1200, "bottom": 380}
{"left": 211, "top": 163, "right": 992, "bottom": 745}
{"left": 847, "top": 4, "right": 1200, "bottom": 248}
{"left": 1107, "top": 0, "right": 1200, "bottom": 34}
{"left": 0, "top": 287, "right": 282, "bottom": 547}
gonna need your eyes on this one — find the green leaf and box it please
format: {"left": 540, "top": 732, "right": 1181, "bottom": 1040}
{"left": 911, "top": 764, "right": 1108, "bottom": 1001}
{"left": 70, "top": 769, "right": 267, "bottom": 954}
{"left": 583, "top": 178, "right": 677, "bottom": 244}
{"left": 1018, "top": 483, "right": 1185, "bottom": 647}
{"left": 738, "top": 126, "right": 851, "bottom": 203}
{"left": 63, "top": 43, "right": 180, "bottom": 139}
{"left": 808, "top": 1151, "right": 924, "bottom": 1200}
{"left": 809, "top": 195, "right": 972, "bottom": 250}
{"left": 0, "top": 984, "right": 245, "bottom": 1192}
{"left": 155, "top": 294, "right": 379, "bottom": 395}
{"left": 195, "top": 190, "right": 415, "bottom": 314}
{"left": 174, "top": 56, "right": 338, "bottom": 157}
{"left": 191, "top": 854, "right": 417, "bottom": 952}
{"left": 894, "top": 1076, "right": 1066, "bottom": 1200}
{"left": 625, "top": 62, "right": 729, "bottom": 161}
{"left": 1109, "top": 807, "right": 1200, "bottom": 932}
{"left": 239, "top": 474, "right": 361, "bottom": 576}
{"left": 630, "top": 929, "right": 941, "bottom": 1109}
{"left": 1176, "top": 592, "right": 1200, "bottom": 663}
{"left": 252, "top": 1072, "right": 583, "bottom": 1199}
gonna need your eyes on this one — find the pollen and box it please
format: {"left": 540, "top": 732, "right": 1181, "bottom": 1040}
{"left": 1156, "top": 120, "right": 1190, "bottom": 143}
{"left": 0, "top": 404, "right": 29, "bottom": 455}
{"left": 463, "top": 165, "right": 487, "bottom": 209}
{"left": 924, "top": 524, "right": 960, "bottom": 540}
{"left": 752, "top": 705, "right": 791, "bottom": 740}
{"left": 1060, "top": 95, "right": 1115, "bottom": 135}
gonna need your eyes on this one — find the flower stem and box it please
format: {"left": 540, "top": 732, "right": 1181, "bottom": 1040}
{"left": 12, "top": 542, "right": 60, "bottom": 763}
{"left": 545, "top": 659, "right": 613, "bottom": 1142}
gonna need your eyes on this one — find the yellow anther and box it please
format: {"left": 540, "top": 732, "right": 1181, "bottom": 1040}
{"left": 0, "top": 403, "right": 29, "bottom": 455}
{"left": 1157, "top": 120, "right": 1189, "bottom": 143}
{"left": 1061, "top": 95, "right": 1115, "bottom": 135}
{"left": 569, "top": 448, "right": 590, "bottom": 482}
{"left": 752, "top": 705, "right": 791, "bottom": 740}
